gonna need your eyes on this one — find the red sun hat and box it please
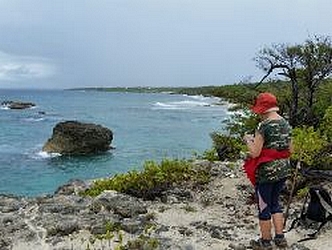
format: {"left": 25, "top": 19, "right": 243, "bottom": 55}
{"left": 251, "top": 92, "right": 279, "bottom": 114}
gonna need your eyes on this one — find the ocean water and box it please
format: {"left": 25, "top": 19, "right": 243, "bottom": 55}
{"left": 0, "top": 89, "right": 229, "bottom": 196}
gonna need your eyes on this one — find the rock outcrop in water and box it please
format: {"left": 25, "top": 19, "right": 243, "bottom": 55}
{"left": 1, "top": 101, "right": 36, "bottom": 109}
{"left": 42, "top": 121, "right": 113, "bottom": 155}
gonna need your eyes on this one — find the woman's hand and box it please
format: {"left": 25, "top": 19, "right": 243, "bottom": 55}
{"left": 243, "top": 134, "right": 254, "bottom": 144}
{"left": 244, "top": 132, "right": 264, "bottom": 158}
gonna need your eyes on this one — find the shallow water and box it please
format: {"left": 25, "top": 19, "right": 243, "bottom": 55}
{"left": 0, "top": 89, "right": 229, "bottom": 196}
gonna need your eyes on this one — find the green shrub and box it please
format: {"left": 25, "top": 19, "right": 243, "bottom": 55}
{"left": 209, "top": 106, "right": 259, "bottom": 161}
{"left": 201, "top": 148, "right": 219, "bottom": 162}
{"left": 82, "top": 159, "right": 210, "bottom": 199}
{"left": 291, "top": 126, "right": 327, "bottom": 166}
{"left": 126, "top": 234, "right": 159, "bottom": 250}
{"left": 315, "top": 106, "right": 332, "bottom": 169}
{"left": 319, "top": 106, "right": 332, "bottom": 143}
{"left": 296, "top": 186, "right": 309, "bottom": 199}
{"left": 181, "top": 204, "right": 197, "bottom": 213}
{"left": 210, "top": 132, "right": 246, "bottom": 160}
{"left": 225, "top": 108, "right": 260, "bottom": 137}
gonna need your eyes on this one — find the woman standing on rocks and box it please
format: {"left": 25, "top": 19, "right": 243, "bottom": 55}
{"left": 243, "top": 92, "right": 292, "bottom": 250}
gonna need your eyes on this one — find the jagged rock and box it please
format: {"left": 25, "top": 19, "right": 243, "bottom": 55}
{"left": 0, "top": 237, "right": 11, "bottom": 250}
{"left": 229, "top": 243, "right": 247, "bottom": 250}
{"left": 290, "top": 244, "right": 312, "bottom": 250}
{"left": 54, "top": 179, "right": 89, "bottom": 195}
{"left": 0, "top": 195, "right": 28, "bottom": 213}
{"left": 178, "top": 226, "right": 193, "bottom": 236}
{"left": 121, "top": 218, "right": 146, "bottom": 234}
{"left": 0, "top": 160, "right": 330, "bottom": 249}
{"left": 1, "top": 101, "right": 36, "bottom": 109}
{"left": 42, "top": 121, "right": 113, "bottom": 155}
{"left": 93, "top": 190, "right": 148, "bottom": 218}
{"left": 46, "top": 219, "right": 79, "bottom": 237}
{"left": 37, "top": 195, "right": 91, "bottom": 215}
{"left": 161, "top": 187, "right": 194, "bottom": 204}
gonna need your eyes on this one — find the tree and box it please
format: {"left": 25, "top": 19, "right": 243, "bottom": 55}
{"left": 299, "top": 37, "right": 332, "bottom": 124}
{"left": 255, "top": 35, "right": 332, "bottom": 127}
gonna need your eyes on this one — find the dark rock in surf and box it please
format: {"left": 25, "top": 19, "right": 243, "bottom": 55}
{"left": 42, "top": 121, "right": 113, "bottom": 155}
{"left": 1, "top": 101, "right": 36, "bottom": 110}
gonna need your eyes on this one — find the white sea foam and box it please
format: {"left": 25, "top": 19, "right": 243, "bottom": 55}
{"left": 186, "top": 95, "right": 207, "bottom": 101}
{"left": 33, "top": 151, "right": 61, "bottom": 159}
{"left": 187, "top": 95, "right": 221, "bottom": 102}
{"left": 0, "top": 105, "right": 37, "bottom": 110}
{"left": 24, "top": 117, "right": 45, "bottom": 122}
{"left": 153, "top": 100, "right": 211, "bottom": 110}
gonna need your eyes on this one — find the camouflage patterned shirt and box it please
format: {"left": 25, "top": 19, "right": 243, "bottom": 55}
{"left": 256, "top": 118, "right": 292, "bottom": 183}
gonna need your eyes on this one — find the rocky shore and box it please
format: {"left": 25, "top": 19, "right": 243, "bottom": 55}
{"left": 1, "top": 160, "right": 331, "bottom": 250}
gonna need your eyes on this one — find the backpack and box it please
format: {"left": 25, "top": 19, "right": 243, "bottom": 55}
{"left": 288, "top": 186, "right": 332, "bottom": 242}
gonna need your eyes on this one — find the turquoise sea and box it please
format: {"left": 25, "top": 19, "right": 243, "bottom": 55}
{"left": 0, "top": 89, "right": 229, "bottom": 196}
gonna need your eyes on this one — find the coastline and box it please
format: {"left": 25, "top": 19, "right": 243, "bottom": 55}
{"left": 1, "top": 89, "right": 227, "bottom": 197}
{"left": 1, "top": 160, "right": 331, "bottom": 250}
{"left": 1, "top": 87, "right": 331, "bottom": 249}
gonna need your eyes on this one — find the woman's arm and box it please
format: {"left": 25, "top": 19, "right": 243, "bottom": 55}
{"left": 244, "top": 131, "right": 264, "bottom": 158}
{"left": 289, "top": 139, "right": 294, "bottom": 154}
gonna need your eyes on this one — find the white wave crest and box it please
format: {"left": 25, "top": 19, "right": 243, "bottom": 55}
{"left": 33, "top": 151, "right": 62, "bottom": 159}
{"left": 187, "top": 95, "right": 221, "bottom": 102}
{"left": 153, "top": 100, "right": 211, "bottom": 110}
{"left": 187, "top": 95, "right": 207, "bottom": 101}
{"left": 24, "top": 117, "right": 45, "bottom": 122}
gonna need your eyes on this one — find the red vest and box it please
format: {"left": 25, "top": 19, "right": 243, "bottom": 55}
{"left": 243, "top": 148, "right": 290, "bottom": 186}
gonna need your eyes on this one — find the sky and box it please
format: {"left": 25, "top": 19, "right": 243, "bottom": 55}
{"left": 0, "top": 0, "right": 331, "bottom": 89}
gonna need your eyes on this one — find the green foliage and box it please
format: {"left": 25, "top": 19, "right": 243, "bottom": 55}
{"left": 181, "top": 204, "right": 197, "bottom": 213}
{"left": 201, "top": 148, "right": 219, "bottom": 162}
{"left": 255, "top": 35, "right": 332, "bottom": 127}
{"left": 210, "top": 132, "right": 246, "bottom": 160}
{"left": 114, "top": 245, "right": 125, "bottom": 250}
{"left": 89, "top": 220, "right": 159, "bottom": 250}
{"left": 105, "top": 221, "right": 121, "bottom": 233}
{"left": 209, "top": 84, "right": 258, "bottom": 104}
{"left": 225, "top": 108, "right": 259, "bottom": 137}
{"left": 82, "top": 159, "right": 210, "bottom": 199}
{"left": 291, "top": 126, "right": 327, "bottom": 166}
{"left": 85, "top": 243, "right": 91, "bottom": 250}
{"left": 315, "top": 146, "right": 332, "bottom": 170}
{"left": 319, "top": 106, "right": 332, "bottom": 143}
{"left": 296, "top": 186, "right": 309, "bottom": 199}
{"left": 314, "top": 107, "right": 332, "bottom": 169}
{"left": 226, "top": 162, "right": 237, "bottom": 170}
{"left": 126, "top": 234, "right": 159, "bottom": 250}
{"left": 313, "top": 80, "right": 332, "bottom": 122}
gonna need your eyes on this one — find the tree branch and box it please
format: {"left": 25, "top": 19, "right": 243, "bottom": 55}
{"left": 254, "top": 64, "right": 289, "bottom": 89}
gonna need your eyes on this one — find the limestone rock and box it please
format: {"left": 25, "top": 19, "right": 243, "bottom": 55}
{"left": 42, "top": 121, "right": 113, "bottom": 155}
{"left": 94, "top": 190, "right": 148, "bottom": 218}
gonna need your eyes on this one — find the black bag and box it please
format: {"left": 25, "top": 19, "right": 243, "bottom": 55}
{"left": 288, "top": 186, "right": 332, "bottom": 242}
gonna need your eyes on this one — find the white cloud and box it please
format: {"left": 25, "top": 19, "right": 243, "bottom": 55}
{"left": 0, "top": 51, "right": 56, "bottom": 81}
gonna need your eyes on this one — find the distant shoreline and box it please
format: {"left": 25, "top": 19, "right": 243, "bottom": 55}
{"left": 65, "top": 86, "right": 220, "bottom": 96}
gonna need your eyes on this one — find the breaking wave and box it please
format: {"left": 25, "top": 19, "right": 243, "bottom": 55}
{"left": 152, "top": 95, "right": 220, "bottom": 110}
{"left": 33, "top": 151, "right": 62, "bottom": 159}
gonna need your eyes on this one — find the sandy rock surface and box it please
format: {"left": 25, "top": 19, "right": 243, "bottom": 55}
{"left": 1, "top": 160, "right": 331, "bottom": 250}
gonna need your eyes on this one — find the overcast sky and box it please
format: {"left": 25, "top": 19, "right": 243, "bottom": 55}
{"left": 0, "top": 0, "right": 331, "bottom": 89}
